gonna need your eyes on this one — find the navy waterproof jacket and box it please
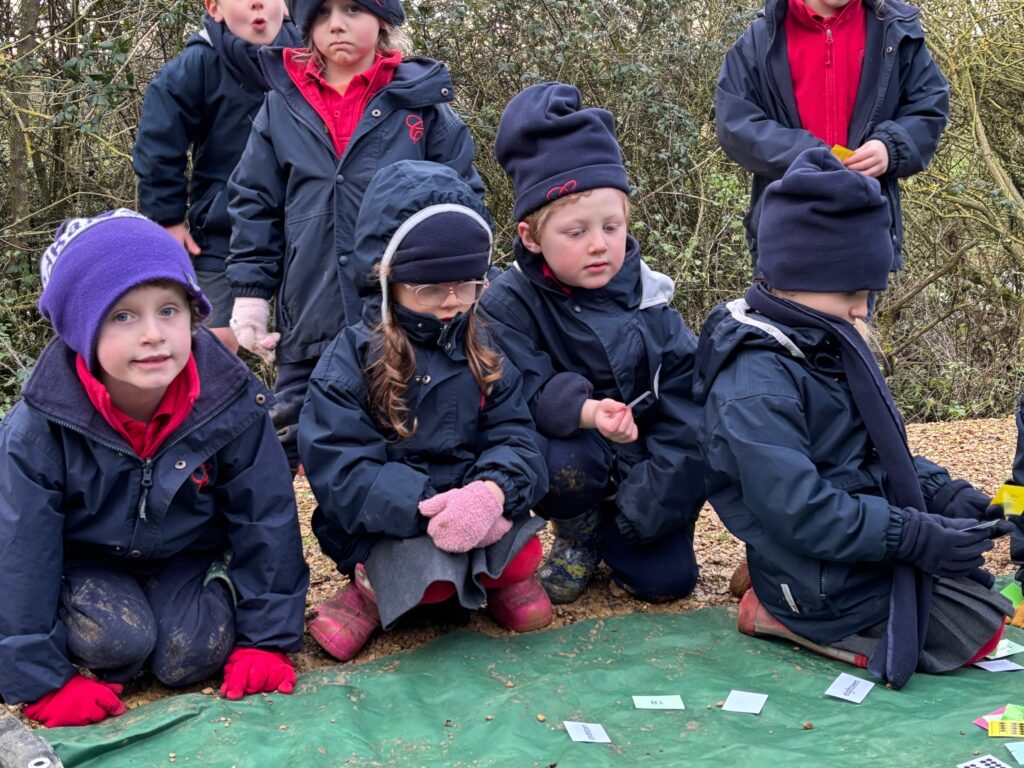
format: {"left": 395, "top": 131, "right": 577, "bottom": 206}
{"left": 133, "top": 22, "right": 297, "bottom": 272}
{"left": 478, "top": 238, "right": 706, "bottom": 545}
{"left": 693, "top": 299, "right": 955, "bottom": 643}
{"left": 298, "top": 161, "right": 546, "bottom": 572}
{"left": 0, "top": 330, "right": 309, "bottom": 704}
{"left": 226, "top": 50, "right": 484, "bottom": 365}
{"left": 715, "top": 0, "right": 949, "bottom": 266}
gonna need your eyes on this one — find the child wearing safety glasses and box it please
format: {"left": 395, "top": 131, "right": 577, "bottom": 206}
{"left": 297, "top": 161, "right": 551, "bottom": 661}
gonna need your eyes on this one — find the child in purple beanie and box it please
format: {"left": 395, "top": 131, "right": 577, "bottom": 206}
{"left": 0, "top": 209, "right": 308, "bottom": 727}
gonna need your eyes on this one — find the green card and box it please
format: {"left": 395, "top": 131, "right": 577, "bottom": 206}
{"left": 1004, "top": 704, "right": 1024, "bottom": 721}
{"left": 1002, "top": 581, "right": 1024, "bottom": 609}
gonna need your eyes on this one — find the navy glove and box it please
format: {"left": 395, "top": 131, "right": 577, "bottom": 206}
{"left": 966, "top": 567, "right": 996, "bottom": 590}
{"left": 895, "top": 508, "right": 996, "bottom": 578}
{"left": 929, "top": 479, "right": 998, "bottom": 520}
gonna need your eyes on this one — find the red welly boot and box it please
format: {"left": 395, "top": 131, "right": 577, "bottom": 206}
{"left": 488, "top": 576, "right": 553, "bottom": 632}
{"left": 308, "top": 582, "right": 381, "bottom": 662}
{"left": 737, "top": 589, "right": 868, "bottom": 668}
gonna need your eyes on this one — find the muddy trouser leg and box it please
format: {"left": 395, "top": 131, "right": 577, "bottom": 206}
{"left": 534, "top": 432, "right": 613, "bottom": 604}
{"left": 270, "top": 357, "right": 318, "bottom": 473}
{"left": 600, "top": 515, "right": 699, "bottom": 602}
{"left": 143, "top": 554, "right": 236, "bottom": 688}
{"left": 59, "top": 564, "right": 157, "bottom": 684}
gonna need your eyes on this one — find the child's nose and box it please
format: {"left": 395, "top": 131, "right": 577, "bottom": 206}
{"left": 140, "top": 315, "right": 165, "bottom": 340}
{"left": 440, "top": 288, "right": 460, "bottom": 308}
{"left": 588, "top": 232, "right": 608, "bottom": 253}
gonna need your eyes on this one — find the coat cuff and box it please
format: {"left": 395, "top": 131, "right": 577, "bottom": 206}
{"left": 884, "top": 507, "right": 907, "bottom": 559}
{"left": 230, "top": 284, "right": 276, "bottom": 301}
{"left": 534, "top": 372, "right": 593, "bottom": 438}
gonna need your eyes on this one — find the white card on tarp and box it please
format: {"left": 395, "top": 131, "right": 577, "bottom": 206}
{"left": 973, "top": 659, "right": 1024, "bottom": 672}
{"left": 632, "top": 695, "right": 684, "bottom": 710}
{"left": 1005, "top": 741, "right": 1024, "bottom": 766}
{"left": 721, "top": 690, "right": 767, "bottom": 715}
{"left": 824, "top": 672, "right": 875, "bottom": 704}
{"left": 987, "top": 639, "right": 1024, "bottom": 660}
{"left": 563, "top": 721, "right": 611, "bottom": 744}
{"left": 957, "top": 756, "right": 1014, "bottom": 768}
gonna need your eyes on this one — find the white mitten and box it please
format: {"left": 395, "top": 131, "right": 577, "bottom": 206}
{"left": 230, "top": 297, "right": 280, "bottom": 365}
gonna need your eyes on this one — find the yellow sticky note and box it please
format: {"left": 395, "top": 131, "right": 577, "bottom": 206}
{"left": 988, "top": 720, "right": 1024, "bottom": 738}
{"left": 831, "top": 144, "right": 855, "bottom": 160}
{"left": 991, "top": 483, "right": 1024, "bottom": 516}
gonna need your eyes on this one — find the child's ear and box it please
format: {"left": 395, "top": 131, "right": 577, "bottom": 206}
{"left": 204, "top": 0, "right": 223, "bottom": 22}
{"left": 517, "top": 221, "right": 542, "bottom": 253}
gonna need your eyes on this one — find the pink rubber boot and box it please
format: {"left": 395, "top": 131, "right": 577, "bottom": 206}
{"left": 308, "top": 581, "right": 381, "bottom": 662}
{"left": 488, "top": 575, "right": 553, "bottom": 632}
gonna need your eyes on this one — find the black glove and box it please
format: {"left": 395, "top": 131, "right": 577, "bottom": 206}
{"left": 895, "top": 508, "right": 996, "bottom": 578}
{"left": 966, "top": 567, "right": 996, "bottom": 590}
{"left": 929, "top": 479, "right": 998, "bottom": 521}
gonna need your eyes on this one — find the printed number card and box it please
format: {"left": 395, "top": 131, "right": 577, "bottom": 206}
{"left": 632, "top": 695, "right": 685, "bottom": 710}
{"left": 721, "top": 690, "right": 768, "bottom": 715}
{"left": 563, "top": 721, "right": 611, "bottom": 744}
{"left": 824, "top": 673, "right": 875, "bottom": 704}
{"left": 957, "top": 756, "right": 1014, "bottom": 768}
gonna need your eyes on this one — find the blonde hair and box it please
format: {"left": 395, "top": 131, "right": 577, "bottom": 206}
{"left": 365, "top": 296, "right": 502, "bottom": 441}
{"left": 522, "top": 188, "right": 631, "bottom": 246}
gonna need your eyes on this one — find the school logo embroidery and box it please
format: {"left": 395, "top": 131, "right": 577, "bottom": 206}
{"left": 406, "top": 115, "right": 424, "bottom": 143}
{"left": 546, "top": 180, "right": 578, "bottom": 201}
{"left": 191, "top": 462, "right": 212, "bottom": 492}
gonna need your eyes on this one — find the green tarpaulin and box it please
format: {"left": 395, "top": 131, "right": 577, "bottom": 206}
{"left": 46, "top": 605, "right": 1024, "bottom": 767}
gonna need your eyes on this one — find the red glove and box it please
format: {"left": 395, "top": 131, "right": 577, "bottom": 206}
{"left": 22, "top": 673, "right": 126, "bottom": 727}
{"left": 220, "top": 647, "right": 295, "bottom": 700}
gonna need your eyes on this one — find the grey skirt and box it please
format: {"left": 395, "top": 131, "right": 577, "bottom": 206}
{"left": 364, "top": 515, "right": 545, "bottom": 630}
{"left": 833, "top": 576, "right": 1013, "bottom": 673}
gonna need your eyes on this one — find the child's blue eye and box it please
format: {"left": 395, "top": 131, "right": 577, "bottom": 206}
{"left": 159, "top": 306, "right": 178, "bottom": 317}
{"left": 113, "top": 312, "right": 131, "bottom": 322}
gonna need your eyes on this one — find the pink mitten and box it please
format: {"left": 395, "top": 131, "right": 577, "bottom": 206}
{"left": 477, "top": 516, "right": 513, "bottom": 548}
{"left": 418, "top": 481, "right": 505, "bottom": 553}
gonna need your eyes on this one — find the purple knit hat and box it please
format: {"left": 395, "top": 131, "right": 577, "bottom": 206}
{"left": 38, "top": 209, "right": 211, "bottom": 369}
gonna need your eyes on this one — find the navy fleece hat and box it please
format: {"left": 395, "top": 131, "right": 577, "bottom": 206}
{"left": 389, "top": 212, "right": 490, "bottom": 284}
{"left": 38, "top": 209, "right": 211, "bottom": 369}
{"left": 290, "top": 0, "right": 404, "bottom": 38}
{"left": 758, "top": 147, "right": 894, "bottom": 292}
{"left": 495, "top": 82, "right": 630, "bottom": 221}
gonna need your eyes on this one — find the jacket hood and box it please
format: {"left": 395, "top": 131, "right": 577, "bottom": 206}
{"left": 353, "top": 160, "right": 493, "bottom": 323}
{"left": 692, "top": 297, "right": 834, "bottom": 404}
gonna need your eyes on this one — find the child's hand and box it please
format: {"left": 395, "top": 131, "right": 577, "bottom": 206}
{"left": 163, "top": 221, "right": 202, "bottom": 257}
{"left": 230, "top": 297, "right": 280, "bottom": 365}
{"left": 22, "top": 673, "right": 126, "bottom": 727}
{"left": 220, "top": 647, "right": 295, "bottom": 700}
{"left": 419, "top": 481, "right": 506, "bottom": 552}
{"left": 581, "top": 398, "right": 638, "bottom": 444}
{"left": 842, "top": 140, "right": 889, "bottom": 177}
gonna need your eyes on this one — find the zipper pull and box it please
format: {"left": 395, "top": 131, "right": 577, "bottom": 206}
{"left": 138, "top": 458, "right": 154, "bottom": 521}
{"left": 825, "top": 25, "right": 833, "bottom": 67}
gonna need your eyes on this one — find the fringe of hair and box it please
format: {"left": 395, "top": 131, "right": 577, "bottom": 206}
{"left": 292, "top": 22, "right": 412, "bottom": 70}
{"left": 522, "top": 188, "right": 631, "bottom": 243}
{"left": 366, "top": 307, "right": 502, "bottom": 440}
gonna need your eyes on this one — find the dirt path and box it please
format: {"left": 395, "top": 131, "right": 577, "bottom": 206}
{"left": 5, "top": 417, "right": 1021, "bottom": 723}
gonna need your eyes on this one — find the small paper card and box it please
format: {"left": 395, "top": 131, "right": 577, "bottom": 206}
{"left": 975, "top": 660, "right": 1024, "bottom": 673}
{"left": 722, "top": 690, "right": 768, "bottom": 715}
{"left": 563, "top": 721, "right": 611, "bottom": 744}
{"left": 1004, "top": 706, "right": 1024, "bottom": 721}
{"left": 988, "top": 640, "right": 1024, "bottom": 660}
{"left": 824, "top": 673, "right": 875, "bottom": 704}
{"left": 1002, "top": 582, "right": 1024, "bottom": 610}
{"left": 1005, "top": 741, "right": 1024, "bottom": 765}
{"left": 976, "top": 707, "right": 1008, "bottom": 730}
{"left": 992, "top": 484, "right": 1024, "bottom": 516}
{"left": 632, "top": 695, "right": 684, "bottom": 710}
{"left": 958, "top": 756, "right": 1014, "bottom": 768}
{"left": 989, "top": 721, "right": 1024, "bottom": 738}
{"left": 831, "top": 144, "right": 855, "bottom": 160}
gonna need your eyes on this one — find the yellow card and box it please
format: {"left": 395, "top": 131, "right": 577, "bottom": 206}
{"left": 991, "top": 483, "right": 1024, "bottom": 516}
{"left": 831, "top": 144, "right": 855, "bottom": 160}
{"left": 989, "top": 720, "right": 1024, "bottom": 738}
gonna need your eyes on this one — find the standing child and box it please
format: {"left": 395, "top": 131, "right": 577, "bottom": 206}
{"left": 298, "top": 161, "right": 551, "bottom": 661}
{"left": 716, "top": 0, "right": 948, "bottom": 266}
{"left": 479, "top": 82, "right": 707, "bottom": 605}
{"left": 0, "top": 211, "right": 308, "bottom": 726}
{"left": 134, "top": 0, "right": 300, "bottom": 349}
{"left": 227, "top": 0, "right": 484, "bottom": 469}
{"left": 694, "top": 148, "right": 1013, "bottom": 689}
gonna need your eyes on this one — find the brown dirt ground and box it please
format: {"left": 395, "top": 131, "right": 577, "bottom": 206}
{"left": 5, "top": 416, "right": 1022, "bottom": 727}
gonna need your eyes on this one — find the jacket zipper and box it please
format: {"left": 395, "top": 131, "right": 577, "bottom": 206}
{"left": 824, "top": 24, "right": 836, "bottom": 145}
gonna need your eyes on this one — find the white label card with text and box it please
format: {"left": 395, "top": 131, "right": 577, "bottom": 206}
{"left": 563, "top": 721, "right": 611, "bottom": 743}
{"left": 632, "top": 695, "right": 685, "bottom": 710}
{"left": 824, "top": 672, "right": 875, "bottom": 704}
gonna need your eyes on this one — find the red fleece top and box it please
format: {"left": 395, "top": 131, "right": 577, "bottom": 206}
{"left": 785, "top": 0, "right": 866, "bottom": 148}
{"left": 76, "top": 354, "right": 200, "bottom": 459}
{"left": 283, "top": 49, "right": 401, "bottom": 157}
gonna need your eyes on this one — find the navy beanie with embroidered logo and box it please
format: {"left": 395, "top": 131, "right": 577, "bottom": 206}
{"left": 38, "top": 209, "right": 211, "bottom": 370}
{"left": 495, "top": 81, "right": 630, "bottom": 222}
{"left": 290, "top": 0, "right": 404, "bottom": 38}
{"left": 389, "top": 211, "right": 491, "bottom": 284}
{"left": 757, "top": 147, "right": 894, "bottom": 293}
